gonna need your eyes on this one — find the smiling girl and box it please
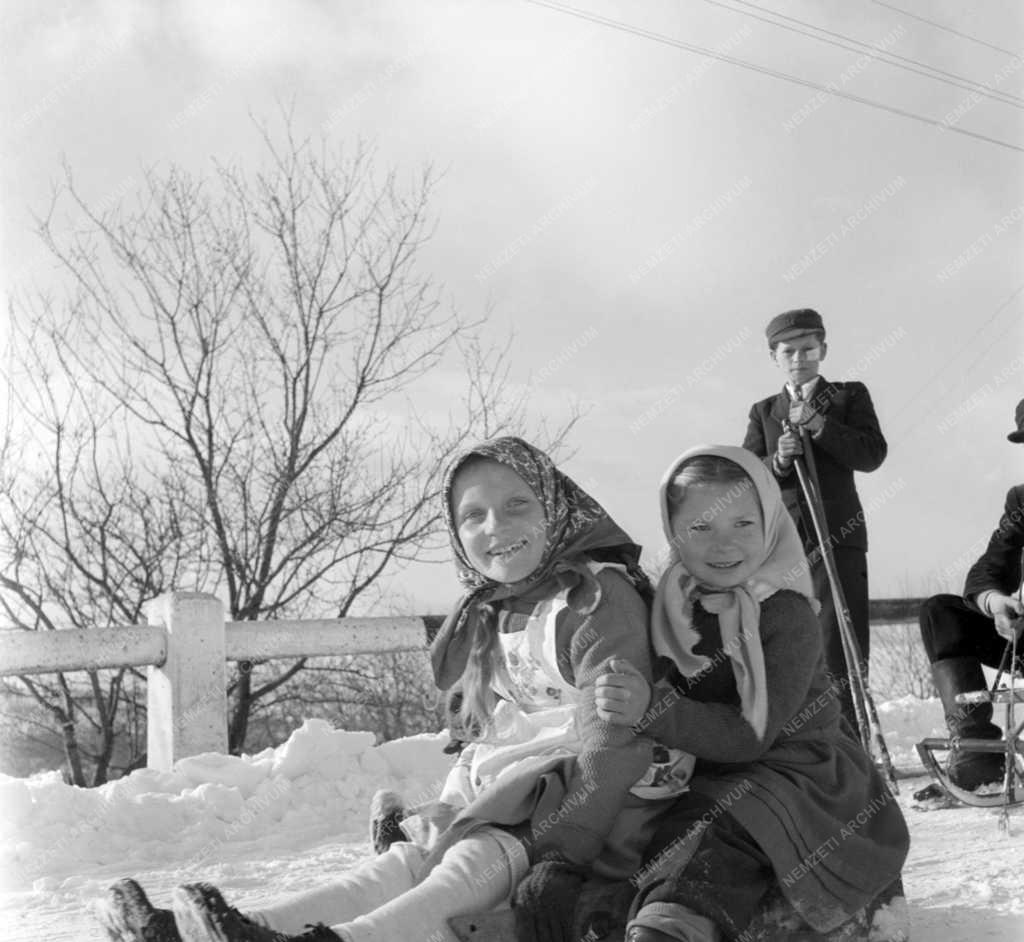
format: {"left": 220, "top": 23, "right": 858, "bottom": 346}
{"left": 98, "top": 437, "right": 690, "bottom": 942}
{"left": 596, "top": 445, "right": 908, "bottom": 942}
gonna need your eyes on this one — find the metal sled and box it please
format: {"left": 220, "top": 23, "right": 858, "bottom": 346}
{"left": 916, "top": 686, "right": 1024, "bottom": 809}
{"left": 449, "top": 877, "right": 908, "bottom": 942}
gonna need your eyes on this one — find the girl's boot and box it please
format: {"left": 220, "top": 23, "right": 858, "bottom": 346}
{"left": 173, "top": 883, "right": 342, "bottom": 941}
{"left": 627, "top": 902, "right": 721, "bottom": 942}
{"left": 95, "top": 879, "right": 181, "bottom": 942}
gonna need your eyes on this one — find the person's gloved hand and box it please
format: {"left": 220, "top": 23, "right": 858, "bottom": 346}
{"left": 775, "top": 428, "right": 803, "bottom": 467}
{"left": 512, "top": 857, "right": 587, "bottom": 942}
{"left": 989, "top": 592, "right": 1024, "bottom": 640}
{"left": 788, "top": 401, "right": 825, "bottom": 433}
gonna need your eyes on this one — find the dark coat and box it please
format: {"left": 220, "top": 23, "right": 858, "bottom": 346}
{"left": 742, "top": 378, "right": 887, "bottom": 552}
{"left": 643, "top": 591, "right": 909, "bottom": 932}
{"left": 963, "top": 484, "right": 1024, "bottom": 612}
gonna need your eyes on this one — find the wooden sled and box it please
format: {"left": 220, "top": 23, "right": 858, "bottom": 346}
{"left": 449, "top": 876, "right": 908, "bottom": 942}
{"left": 916, "top": 686, "right": 1024, "bottom": 808}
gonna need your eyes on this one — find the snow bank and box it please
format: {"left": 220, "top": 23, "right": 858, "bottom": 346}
{"left": 0, "top": 719, "right": 455, "bottom": 892}
{"left": 0, "top": 696, "right": 953, "bottom": 892}
{"left": 874, "top": 695, "right": 945, "bottom": 772}
{"left": 2, "top": 702, "right": 1024, "bottom": 942}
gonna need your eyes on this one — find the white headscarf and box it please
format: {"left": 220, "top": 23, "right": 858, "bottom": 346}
{"left": 649, "top": 444, "right": 818, "bottom": 740}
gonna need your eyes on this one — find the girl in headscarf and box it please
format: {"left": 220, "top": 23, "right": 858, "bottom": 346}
{"left": 97, "top": 437, "right": 691, "bottom": 942}
{"left": 595, "top": 445, "right": 908, "bottom": 942}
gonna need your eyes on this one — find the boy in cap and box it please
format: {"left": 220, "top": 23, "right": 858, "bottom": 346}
{"left": 917, "top": 398, "right": 1024, "bottom": 790}
{"left": 742, "top": 309, "right": 887, "bottom": 728}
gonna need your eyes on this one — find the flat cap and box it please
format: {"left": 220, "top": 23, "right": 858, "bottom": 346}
{"left": 766, "top": 308, "right": 825, "bottom": 345}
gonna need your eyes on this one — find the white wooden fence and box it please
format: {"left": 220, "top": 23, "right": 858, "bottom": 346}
{"left": 0, "top": 592, "right": 437, "bottom": 770}
{"left": 0, "top": 594, "right": 922, "bottom": 772}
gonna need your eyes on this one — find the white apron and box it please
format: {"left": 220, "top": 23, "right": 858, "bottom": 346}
{"left": 441, "top": 562, "right": 693, "bottom": 809}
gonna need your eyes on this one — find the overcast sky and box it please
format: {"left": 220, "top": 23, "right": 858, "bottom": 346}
{"left": 3, "top": 0, "right": 1022, "bottom": 611}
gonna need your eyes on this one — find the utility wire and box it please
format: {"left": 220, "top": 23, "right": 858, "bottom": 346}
{"left": 867, "top": 0, "right": 1022, "bottom": 60}
{"left": 711, "top": 0, "right": 1024, "bottom": 109}
{"left": 522, "top": 0, "right": 1024, "bottom": 154}
{"left": 894, "top": 283, "right": 1024, "bottom": 436}
{"left": 960, "top": 296, "right": 1024, "bottom": 382}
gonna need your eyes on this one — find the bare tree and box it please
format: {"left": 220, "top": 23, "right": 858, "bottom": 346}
{"left": 1, "top": 117, "right": 569, "bottom": 783}
{"left": 246, "top": 651, "right": 445, "bottom": 748}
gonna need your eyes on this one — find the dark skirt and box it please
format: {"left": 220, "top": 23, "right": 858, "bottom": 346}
{"left": 635, "top": 730, "right": 908, "bottom": 934}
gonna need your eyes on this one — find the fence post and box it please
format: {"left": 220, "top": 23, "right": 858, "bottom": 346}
{"left": 145, "top": 592, "right": 227, "bottom": 770}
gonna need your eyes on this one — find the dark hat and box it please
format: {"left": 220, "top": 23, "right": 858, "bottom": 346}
{"left": 1009, "top": 398, "right": 1024, "bottom": 443}
{"left": 766, "top": 308, "right": 825, "bottom": 346}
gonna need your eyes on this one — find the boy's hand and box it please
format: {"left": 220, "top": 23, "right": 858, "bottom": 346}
{"left": 595, "top": 658, "right": 651, "bottom": 726}
{"left": 788, "top": 401, "right": 825, "bottom": 434}
{"left": 776, "top": 429, "right": 804, "bottom": 467}
{"left": 989, "top": 593, "right": 1024, "bottom": 640}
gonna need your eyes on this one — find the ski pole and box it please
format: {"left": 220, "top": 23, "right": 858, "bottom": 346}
{"left": 789, "top": 451, "right": 869, "bottom": 748}
{"left": 787, "top": 421, "right": 899, "bottom": 794}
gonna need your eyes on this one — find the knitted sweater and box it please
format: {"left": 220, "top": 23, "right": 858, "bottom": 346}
{"left": 642, "top": 590, "right": 837, "bottom": 761}
{"left": 434, "top": 567, "right": 655, "bottom": 868}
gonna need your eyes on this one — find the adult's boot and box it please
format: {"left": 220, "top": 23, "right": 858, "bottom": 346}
{"left": 932, "top": 656, "right": 1004, "bottom": 790}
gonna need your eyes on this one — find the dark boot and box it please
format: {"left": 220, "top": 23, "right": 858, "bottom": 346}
{"left": 368, "top": 788, "right": 406, "bottom": 854}
{"left": 172, "top": 883, "right": 343, "bottom": 942}
{"left": 95, "top": 878, "right": 182, "bottom": 941}
{"left": 932, "top": 656, "right": 1004, "bottom": 790}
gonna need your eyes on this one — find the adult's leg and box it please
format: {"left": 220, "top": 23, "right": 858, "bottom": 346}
{"left": 919, "top": 594, "right": 1005, "bottom": 790}
{"left": 919, "top": 593, "right": 1010, "bottom": 668}
{"left": 333, "top": 826, "right": 528, "bottom": 942}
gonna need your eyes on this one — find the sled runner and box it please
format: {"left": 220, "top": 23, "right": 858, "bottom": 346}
{"left": 917, "top": 622, "right": 1024, "bottom": 820}
{"left": 916, "top": 685, "right": 1024, "bottom": 810}
{"left": 448, "top": 876, "right": 908, "bottom": 942}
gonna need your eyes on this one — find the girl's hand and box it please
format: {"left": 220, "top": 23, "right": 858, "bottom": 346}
{"left": 594, "top": 658, "right": 651, "bottom": 726}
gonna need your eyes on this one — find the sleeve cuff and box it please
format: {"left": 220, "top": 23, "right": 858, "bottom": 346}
{"left": 772, "top": 454, "right": 793, "bottom": 477}
{"left": 633, "top": 680, "right": 681, "bottom": 739}
{"left": 974, "top": 591, "right": 996, "bottom": 617}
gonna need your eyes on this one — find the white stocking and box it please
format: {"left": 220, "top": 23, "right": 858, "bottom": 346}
{"left": 333, "top": 826, "right": 528, "bottom": 942}
{"left": 251, "top": 841, "right": 428, "bottom": 935}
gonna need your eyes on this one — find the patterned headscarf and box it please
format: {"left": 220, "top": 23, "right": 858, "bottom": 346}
{"left": 649, "top": 444, "right": 818, "bottom": 739}
{"left": 430, "top": 436, "right": 651, "bottom": 690}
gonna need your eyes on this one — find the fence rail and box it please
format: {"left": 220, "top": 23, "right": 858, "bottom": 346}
{"left": 0, "top": 590, "right": 920, "bottom": 771}
{"left": 0, "top": 592, "right": 437, "bottom": 770}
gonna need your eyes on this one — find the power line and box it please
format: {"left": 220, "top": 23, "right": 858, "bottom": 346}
{"left": 522, "top": 0, "right": 1024, "bottom": 154}
{"left": 867, "top": 0, "right": 1022, "bottom": 60}
{"left": 960, "top": 296, "right": 1024, "bottom": 381}
{"left": 712, "top": 0, "right": 1024, "bottom": 110}
{"left": 894, "top": 283, "right": 1024, "bottom": 436}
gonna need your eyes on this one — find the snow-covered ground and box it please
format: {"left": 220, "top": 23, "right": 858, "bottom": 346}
{"left": 1, "top": 700, "right": 1022, "bottom": 942}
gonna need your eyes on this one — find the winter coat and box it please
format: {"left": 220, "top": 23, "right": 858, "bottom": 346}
{"left": 742, "top": 377, "right": 887, "bottom": 552}
{"left": 639, "top": 589, "right": 909, "bottom": 932}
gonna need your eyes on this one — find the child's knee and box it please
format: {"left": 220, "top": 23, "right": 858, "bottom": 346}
{"left": 376, "top": 839, "right": 430, "bottom": 883}
{"left": 439, "top": 827, "right": 529, "bottom": 899}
